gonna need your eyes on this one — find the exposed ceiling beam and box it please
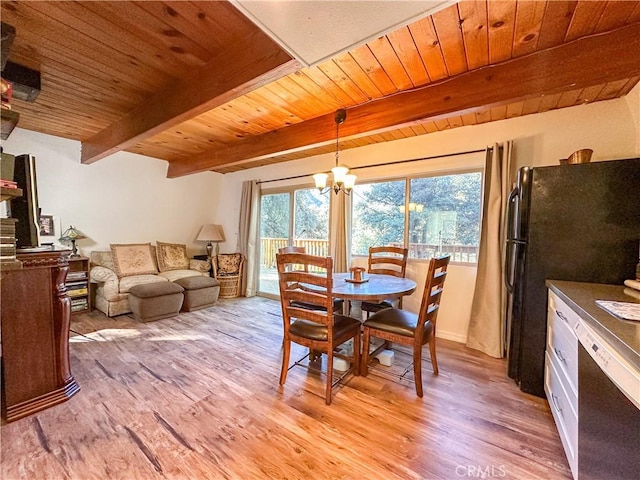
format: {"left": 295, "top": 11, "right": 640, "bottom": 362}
{"left": 167, "top": 23, "right": 640, "bottom": 178}
{"left": 80, "top": 29, "right": 298, "bottom": 164}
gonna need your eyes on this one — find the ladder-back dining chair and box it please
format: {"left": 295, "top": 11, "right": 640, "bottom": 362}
{"left": 276, "top": 252, "right": 361, "bottom": 405}
{"left": 361, "top": 245, "right": 409, "bottom": 318}
{"left": 278, "top": 246, "right": 343, "bottom": 314}
{"left": 361, "top": 254, "right": 450, "bottom": 397}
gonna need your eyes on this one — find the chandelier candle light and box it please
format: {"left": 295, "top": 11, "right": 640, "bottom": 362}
{"left": 313, "top": 109, "right": 356, "bottom": 195}
{"left": 59, "top": 225, "right": 86, "bottom": 258}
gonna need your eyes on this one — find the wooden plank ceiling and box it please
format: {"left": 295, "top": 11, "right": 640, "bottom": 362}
{"left": 2, "top": 0, "right": 639, "bottom": 177}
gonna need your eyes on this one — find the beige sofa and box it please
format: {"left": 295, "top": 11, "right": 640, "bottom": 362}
{"left": 90, "top": 242, "right": 210, "bottom": 317}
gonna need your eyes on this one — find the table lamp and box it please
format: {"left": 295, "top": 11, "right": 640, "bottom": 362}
{"left": 196, "top": 224, "right": 225, "bottom": 257}
{"left": 59, "top": 225, "right": 86, "bottom": 258}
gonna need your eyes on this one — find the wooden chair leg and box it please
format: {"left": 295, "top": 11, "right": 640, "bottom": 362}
{"left": 361, "top": 327, "right": 371, "bottom": 376}
{"left": 429, "top": 334, "right": 439, "bottom": 375}
{"left": 353, "top": 330, "right": 361, "bottom": 376}
{"left": 413, "top": 344, "right": 423, "bottom": 398}
{"left": 325, "top": 350, "right": 334, "bottom": 405}
{"left": 280, "top": 339, "right": 291, "bottom": 386}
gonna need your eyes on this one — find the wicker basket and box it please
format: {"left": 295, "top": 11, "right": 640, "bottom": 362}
{"left": 218, "top": 276, "right": 240, "bottom": 298}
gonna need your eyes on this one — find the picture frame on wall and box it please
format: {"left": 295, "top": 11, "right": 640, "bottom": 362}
{"left": 39, "top": 214, "right": 55, "bottom": 237}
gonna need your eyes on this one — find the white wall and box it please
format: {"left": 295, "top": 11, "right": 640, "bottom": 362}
{"left": 1, "top": 129, "right": 223, "bottom": 256}
{"left": 218, "top": 90, "right": 639, "bottom": 343}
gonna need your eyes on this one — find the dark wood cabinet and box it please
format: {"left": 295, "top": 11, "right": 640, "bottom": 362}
{"left": 1, "top": 250, "right": 80, "bottom": 422}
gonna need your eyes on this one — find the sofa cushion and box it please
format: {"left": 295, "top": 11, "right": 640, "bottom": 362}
{"left": 119, "top": 275, "right": 168, "bottom": 294}
{"left": 158, "top": 269, "right": 203, "bottom": 282}
{"left": 156, "top": 241, "right": 190, "bottom": 272}
{"left": 110, "top": 243, "right": 159, "bottom": 277}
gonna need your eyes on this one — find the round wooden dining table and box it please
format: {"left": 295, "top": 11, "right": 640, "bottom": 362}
{"left": 332, "top": 273, "right": 417, "bottom": 318}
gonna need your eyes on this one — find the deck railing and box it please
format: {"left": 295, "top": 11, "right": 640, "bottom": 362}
{"left": 260, "top": 238, "right": 478, "bottom": 267}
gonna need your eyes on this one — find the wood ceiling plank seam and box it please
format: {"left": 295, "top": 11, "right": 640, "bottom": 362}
{"left": 137, "top": 137, "right": 212, "bottom": 159}
{"left": 331, "top": 52, "right": 385, "bottom": 100}
{"left": 596, "top": 78, "right": 636, "bottom": 101}
{"left": 297, "top": 68, "right": 356, "bottom": 107}
{"left": 11, "top": 94, "right": 117, "bottom": 125}
{"left": 40, "top": 67, "right": 146, "bottom": 111}
{"left": 564, "top": 1, "right": 609, "bottom": 42}
{"left": 505, "top": 101, "right": 525, "bottom": 119}
{"left": 538, "top": 92, "right": 562, "bottom": 112}
{"left": 244, "top": 87, "right": 306, "bottom": 127}
{"left": 521, "top": 96, "right": 544, "bottom": 115}
{"left": 25, "top": 0, "right": 196, "bottom": 77}
{"left": 512, "top": 0, "right": 546, "bottom": 58}
{"left": 315, "top": 60, "right": 370, "bottom": 104}
{"left": 169, "top": 117, "right": 240, "bottom": 141}
{"left": 202, "top": 103, "right": 269, "bottom": 137}
{"left": 263, "top": 79, "right": 330, "bottom": 119}
{"left": 134, "top": 1, "right": 227, "bottom": 54}
{"left": 231, "top": 95, "right": 292, "bottom": 132}
{"left": 190, "top": 114, "right": 255, "bottom": 140}
{"left": 487, "top": 0, "right": 518, "bottom": 64}
{"left": 243, "top": 90, "right": 304, "bottom": 128}
{"left": 447, "top": 115, "right": 464, "bottom": 129}
{"left": 433, "top": 118, "right": 451, "bottom": 131}
{"left": 537, "top": 1, "right": 578, "bottom": 49}
{"left": 387, "top": 129, "right": 410, "bottom": 141}
{"left": 378, "top": 131, "right": 399, "bottom": 142}
{"left": 475, "top": 109, "right": 492, "bottom": 124}
{"left": 576, "top": 84, "right": 606, "bottom": 104}
{"left": 460, "top": 112, "right": 478, "bottom": 126}
{"left": 457, "top": 0, "right": 490, "bottom": 71}
{"left": 82, "top": 1, "right": 214, "bottom": 66}
{"left": 617, "top": 77, "right": 640, "bottom": 96}
{"left": 595, "top": 0, "right": 639, "bottom": 32}
{"left": 347, "top": 45, "right": 399, "bottom": 96}
{"left": 1, "top": 5, "right": 168, "bottom": 94}
{"left": 144, "top": 124, "right": 230, "bottom": 148}
{"left": 7, "top": 42, "right": 160, "bottom": 104}
{"left": 556, "top": 88, "right": 583, "bottom": 109}
{"left": 409, "top": 124, "right": 428, "bottom": 136}
{"left": 409, "top": 16, "right": 449, "bottom": 82}
{"left": 366, "top": 36, "right": 414, "bottom": 90}
{"left": 386, "top": 27, "right": 430, "bottom": 87}
{"left": 490, "top": 104, "right": 508, "bottom": 121}
{"left": 431, "top": 2, "right": 469, "bottom": 76}
{"left": 628, "top": 1, "right": 640, "bottom": 24}
{"left": 286, "top": 70, "right": 343, "bottom": 112}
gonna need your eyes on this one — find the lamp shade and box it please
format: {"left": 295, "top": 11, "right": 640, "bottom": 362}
{"left": 197, "top": 224, "right": 225, "bottom": 242}
{"left": 59, "top": 225, "right": 86, "bottom": 241}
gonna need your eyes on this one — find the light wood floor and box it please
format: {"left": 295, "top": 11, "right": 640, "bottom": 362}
{"left": 1, "top": 297, "right": 571, "bottom": 480}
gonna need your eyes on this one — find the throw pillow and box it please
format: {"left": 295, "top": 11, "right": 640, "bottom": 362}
{"left": 217, "top": 253, "right": 241, "bottom": 275}
{"left": 156, "top": 241, "right": 190, "bottom": 272}
{"left": 110, "top": 243, "right": 158, "bottom": 277}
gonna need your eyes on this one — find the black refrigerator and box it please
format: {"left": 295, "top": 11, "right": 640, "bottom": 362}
{"left": 505, "top": 158, "right": 640, "bottom": 397}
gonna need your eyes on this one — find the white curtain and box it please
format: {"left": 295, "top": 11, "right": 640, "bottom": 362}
{"left": 467, "top": 142, "right": 513, "bottom": 358}
{"left": 329, "top": 192, "right": 349, "bottom": 272}
{"left": 237, "top": 180, "right": 260, "bottom": 297}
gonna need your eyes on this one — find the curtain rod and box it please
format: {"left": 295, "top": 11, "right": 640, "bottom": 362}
{"left": 255, "top": 147, "right": 488, "bottom": 185}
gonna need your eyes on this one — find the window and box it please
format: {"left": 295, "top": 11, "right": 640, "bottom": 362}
{"left": 352, "top": 180, "right": 405, "bottom": 256}
{"left": 259, "top": 188, "right": 330, "bottom": 295}
{"left": 351, "top": 171, "right": 482, "bottom": 263}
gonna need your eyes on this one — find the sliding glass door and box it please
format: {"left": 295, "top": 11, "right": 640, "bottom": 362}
{"left": 259, "top": 188, "right": 329, "bottom": 296}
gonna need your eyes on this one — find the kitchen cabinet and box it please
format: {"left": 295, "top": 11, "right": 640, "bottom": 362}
{"left": 544, "top": 290, "right": 579, "bottom": 478}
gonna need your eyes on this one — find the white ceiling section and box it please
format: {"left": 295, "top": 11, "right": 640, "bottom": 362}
{"left": 232, "top": 0, "right": 457, "bottom": 67}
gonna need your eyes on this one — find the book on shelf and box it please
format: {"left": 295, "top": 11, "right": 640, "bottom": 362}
{"left": 71, "top": 303, "right": 88, "bottom": 312}
{"left": 66, "top": 272, "right": 87, "bottom": 281}
{"left": 71, "top": 297, "right": 88, "bottom": 305}
{"left": 66, "top": 279, "right": 88, "bottom": 287}
{"left": 68, "top": 288, "right": 88, "bottom": 297}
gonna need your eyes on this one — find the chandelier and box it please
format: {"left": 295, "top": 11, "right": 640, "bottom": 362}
{"left": 313, "top": 109, "right": 356, "bottom": 195}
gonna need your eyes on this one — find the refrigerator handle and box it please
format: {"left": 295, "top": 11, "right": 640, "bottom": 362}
{"left": 504, "top": 187, "right": 519, "bottom": 293}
